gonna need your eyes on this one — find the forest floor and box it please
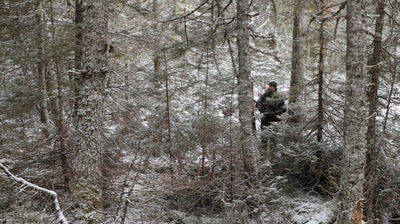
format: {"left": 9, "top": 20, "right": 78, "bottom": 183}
{"left": 0, "top": 156, "right": 339, "bottom": 223}
{"left": 122, "top": 180, "right": 338, "bottom": 223}
{"left": 117, "top": 157, "right": 338, "bottom": 224}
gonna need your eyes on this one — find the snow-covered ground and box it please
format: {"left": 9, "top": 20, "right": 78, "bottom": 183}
{"left": 266, "top": 194, "right": 336, "bottom": 224}
{"left": 120, "top": 180, "right": 338, "bottom": 224}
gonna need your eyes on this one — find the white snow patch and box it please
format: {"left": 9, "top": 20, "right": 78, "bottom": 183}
{"left": 268, "top": 193, "right": 337, "bottom": 224}
{"left": 293, "top": 199, "right": 336, "bottom": 224}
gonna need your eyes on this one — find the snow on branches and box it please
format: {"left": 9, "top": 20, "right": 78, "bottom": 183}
{"left": 0, "top": 162, "right": 68, "bottom": 224}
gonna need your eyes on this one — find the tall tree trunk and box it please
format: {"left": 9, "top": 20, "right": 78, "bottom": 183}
{"left": 73, "top": 0, "right": 84, "bottom": 118}
{"left": 153, "top": 0, "right": 177, "bottom": 170}
{"left": 200, "top": 48, "right": 210, "bottom": 176}
{"left": 317, "top": 21, "right": 326, "bottom": 142}
{"left": 36, "top": 0, "right": 50, "bottom": 125}
{"left": 289, "top": 0, "right": 306, "bottom": 123}
{"left": 237, "top": 0, "right": 254, "bottom": 173}
{"left": 364, "top": 0, "right": 385, "bottom": 223}
{"left": 227, "top": 36, "right": 238, "bottom": 200}
{"left": 71, "top": 0, "right": 109, "bottom": 220}
{"left": 337, "top": 1, "right": 368, "bottom": 223}
{"left": 50, "top": 0, "right": 72, "bottom": 193}
{"left": 153, "top": 0, "right": 162, "bottom": 86}
{"left": 162, "top": 51, "right": 176, "bottom": 172}
{"left": 56, "top": 66, "right": 72, "bottom": 194}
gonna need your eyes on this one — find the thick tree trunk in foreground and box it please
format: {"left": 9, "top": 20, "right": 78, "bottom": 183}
{"left": 72, "top": 0, "right": 109, "bottom": 221}
{"left": 337, "top": 0, "right": 368, "bottom": 223}
{"left": 237, "top": 0, "right": 254, "bottom": 173}
{"left": 364, "top": 0, "right": 385, "bottom": 223}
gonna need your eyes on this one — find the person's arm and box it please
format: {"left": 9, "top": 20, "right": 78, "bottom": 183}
{"left": 256, "top": 92, "right": 267, "bottom": 113}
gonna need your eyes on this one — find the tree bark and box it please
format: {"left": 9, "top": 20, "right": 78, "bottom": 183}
{"left": 73, "top": 0, "right": 84, "bottom": 118}
{"left": 317, "top": 21, "right": 325, "bottom": 142}
{"left": 36, "top": 0, "right": 50, "bottom": 125}
{"left": 50, "top": 0, "right": 72, "bottom": 193}
{"left": 289, "top": 0, "right": 306, "bottom": 123}
{"left": 153, "top": 0, "right": 162, "bottom": 87}
{"left": 364, "top": 0, "right": 385, "bottom": 223}
{"left": 200, "top": 48, "right": 210, "bottom": 176}
{"left": 71, "top": 0, "right": 109, "bottom": 220}
{"left": 237, "top": 0, "right": 254, "bottom": 173}
{"left": 337, "top": 0, "right": 368, "bottom": 223}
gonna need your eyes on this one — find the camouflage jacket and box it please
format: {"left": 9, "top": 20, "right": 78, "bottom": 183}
{"left": 256, "top": 90, "right": 286, "bottom": 115}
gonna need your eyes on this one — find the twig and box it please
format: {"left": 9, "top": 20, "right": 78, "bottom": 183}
{"left": 162, "top": 0, "right": 210, "bottom": 22}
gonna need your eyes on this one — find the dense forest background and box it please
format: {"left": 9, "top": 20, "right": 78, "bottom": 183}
{"left": 1, "top": 0, "right": 400, "bottom": 223}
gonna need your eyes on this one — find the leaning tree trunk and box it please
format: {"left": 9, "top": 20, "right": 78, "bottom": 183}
{"left": 337, "top": 0, "right": 368, "bottom": 223}
{"left": 71, "top": 0, "right": 109, "bottom": 221}
{"left": 364, "top": 0, "right": 385, "bottom": 223}
{"left": 237, "top": 0, "right": 254, "bottom": 173}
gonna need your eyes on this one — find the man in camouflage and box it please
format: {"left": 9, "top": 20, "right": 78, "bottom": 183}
{"left": 256, "top": 81, "right": 286, "bottom": 129}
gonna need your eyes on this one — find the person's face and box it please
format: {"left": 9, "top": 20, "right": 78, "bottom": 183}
{"left": 269, "top": 85, "right": 276, "bottom": 92}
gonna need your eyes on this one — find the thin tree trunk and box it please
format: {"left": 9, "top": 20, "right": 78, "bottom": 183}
{"left": 364, "top": 0, "right": 385, "bottom": 223}
{"left": 153, "top": 0, "right": 178, "bottom": 172}
{"left": 200, "top": 48, "right": 210, "bottom": 176}
{"left": 153, "top": 0, "right": 162, "bottom": 86}
{"left": 36, "top": 0, "right": 50, "bottom": 125}
{"left": 237, "top": 0, "right": 254, "bottom": 173}
{"left": 227, "top": 37, "right": 237, "bottom": 200}
{"left": 337, "top": 0, "right": 368, "bottom": 223}
{"left": 56, "top": 70, "right": 71, "bottom": 193}
{"left": 383, "top": 71, "right": 395, "bottom": 134}
{"left": 50, "top": 0, "right": 72, "bottom": 193}
{"left": 73, "top": 0, "right": 84, "bottom": 118}
{"left": 163, "top": 50, "right": 175, "bottom": 169}
{"left": 317, "top": 21, "right": 326, "bottom": 142}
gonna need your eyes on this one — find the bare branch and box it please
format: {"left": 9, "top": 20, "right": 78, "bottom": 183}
{"left": 250, "top": 46, "right": 282, "bottom": 64}
{"left": 0, "top": 162, "right": 69, "bottom": 224}
{"left": 162, "top": 0, "right": 210, "bottom": 22}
